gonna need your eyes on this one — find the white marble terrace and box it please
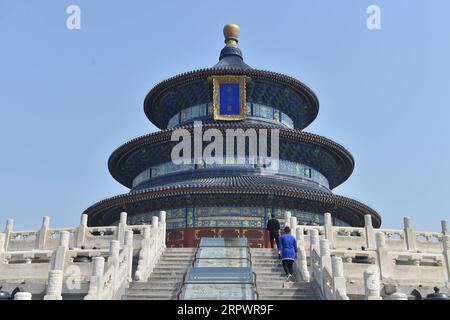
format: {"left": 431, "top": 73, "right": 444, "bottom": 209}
{"left": 0, "top": 211, "right": 448, "bottom": 300}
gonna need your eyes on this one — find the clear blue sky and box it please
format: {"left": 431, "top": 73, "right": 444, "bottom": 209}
{"left": 0, "top": 0, "right": 449, "bottom": 231}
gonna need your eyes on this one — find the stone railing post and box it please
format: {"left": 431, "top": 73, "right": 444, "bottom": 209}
{"left": 44, "top": 231, "right": 70, "bottom": 300}
{"left": 124, "top": 230, "right": 134, "bottom": 282}
{"left": 92, "top": 256, "right": 105, "bottom": 277}
{"left": 296, "top": 227, "right": 305, "bottom": 248}
{"left": 319, "top": 239, "right": 331, "bottom": 293}
{"left": 84, "top": 257, "right": 105, "bottom": 300}
{"left": 297, "top": 247, "right": 310, "bottom": 282}
{"left": 143, "top": 225, "right": 151, "bottom": 240}
{"left": 442, "top": 220, "right": 449, "bottom": 235}
{"left": 76, "top": 214, "right": 88, "bottom": 248}
{"left": 151, "top": 216, "right": 159, "bottom": 260}
{"left": 4, "top": 218, "right": 14, "bottom": 251}
{"left": 152, "top": 216, "right": 159, "bottom": 231}
{"left": 323, "top": 213, "right": 334, "bottom": 249}
{"left": 375, "top": 232, "right": 389, "bottom": 280}
{"left": 135, "top": 226, "right": 151, "bottom": 281}
{"left": 284, "top": 211, "right": 291, "bottom": 228}
{"left": 290, "top": 216, "right": 297, "bottom": 240}
{"left": 364, "top": 266, "right": 382, "bottom": 300}
{"left": 331, "top": 256, "right": 348, "bottom": 299}
{"left": 159, "top": 211, "right": 166, "bottom": 248}
{"left": 110, "top": 239, "right": 120, "bottom": 258}
{"left": 14, "top": 292, "right": 32, "bottom": 300}
{"left": 38, "top": 216, "right": 50, "bottom": 249}
{"left": 52, "top": 231, "right": 70, "bottom": 271}
{"left": 116, "top": 212, "right": 127, "bottom": 245}
{"left": 109, "top": 240, "right": 120, "bottom": 293}
{"left": 309, "top": 229, "right": 319, "bottom": 281}
{"left": 0, "top": 233, "right": 5, "bottom": 253}
{"left": 310, "top": 229, "right": 319, "bottom": 252}
{"left": 364, "top": 214, "right": 375, "bottom": 250}
{"left": 403, "top": 217, "right": 416, "bottom": 251}
{"left": 43, "top": 270, "right": 64, "bottom": 300}
{"left": 442, "top": 235, "right": 450, "bottom": 282}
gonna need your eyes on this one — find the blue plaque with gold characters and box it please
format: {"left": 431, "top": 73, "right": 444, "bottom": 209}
{"left": 211, "top": 76, "right": 250, "bottom": 120}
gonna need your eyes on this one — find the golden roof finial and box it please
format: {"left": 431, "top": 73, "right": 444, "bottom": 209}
{"left": 223, "top": 23, "right": 240, "bottom": 48}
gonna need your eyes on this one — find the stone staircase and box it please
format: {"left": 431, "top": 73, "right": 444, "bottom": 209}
{"left": 123, "top": 247, "right": 195, "bottom": 300}
{"left": 251, "top": 248, "right": 317, "bottom": 300}
{"left": 123, "top": 247, "right": 316, "bottom": 300}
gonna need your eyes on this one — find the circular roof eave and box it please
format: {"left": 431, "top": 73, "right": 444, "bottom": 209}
{"left": 83, "top": 186, "right": 381, "bottom": 228}
{"left": 107, "top": 123, "right": 355, "bottom": 189}
{"left": 143, "top": 67, "right": 319, "bottom": 130}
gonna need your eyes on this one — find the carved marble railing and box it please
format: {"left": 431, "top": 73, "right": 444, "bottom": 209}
{"left": 134, "top": 212, "right": 166, "bottom": 281}
{"left": 83, "top": 233, "right": 133, "bottom": 300}
{"left": 0, "top": 212, "right": 147, "bottom": 252}
{"left": 0, "top": 211, "right": 167, "bottom": 300}
{"left": 290, "top": 214, "right": 348, "bottom": 300}
{"left": 307, "top": 230, "right": 349, "bottom": 300}
{"left": 290, "top": 213, "right": 449, "bottom": 254}
{"left": 285, "top": 211, "right": 450, "bottom": 299}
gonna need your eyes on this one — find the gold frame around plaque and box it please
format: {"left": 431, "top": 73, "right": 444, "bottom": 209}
{"left": 210, "top": 75, "right": 250, "bottom": 121}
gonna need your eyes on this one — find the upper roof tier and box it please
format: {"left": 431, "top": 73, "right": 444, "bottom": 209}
{"left": 144, "top": 24, "right": 319, "bottom": 130}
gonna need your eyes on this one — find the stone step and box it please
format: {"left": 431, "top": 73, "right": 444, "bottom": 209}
{"left": 255, "top": 272, "right": 291, "bottom": 277}
{"left": 252, "top": 258, "right": 280, "bottom": 262}
{"left": 159, "top": 257, "right": 194, "bottom": 261}
{"left": 148, "top": 275, "right": 185, "bottom": 281}
{"left": 161, "top": 256, "right": 194, "bottom": 260}
{"left": 155, "top": 261, "right": 192, "bottom": 269}
{"left": 155, "top": 266, "right": 190, "bottom": 270}
{"left": 256, "top": 281, "right": 310, "bottom": 289}
{"left": 163, "top": 251, "right": 195, "bottom": 256}
{"left": 158, "top": 259, "right": 193, "bottom": 263}
{"left": 256, "top": 276, "right": 292, "bottom": 281}
{"left": 252, "top": 260, "right": 282, "bottom": 266}
{"left": 252, "top": 263, "right": 282, "bottom": 267}
{"left": 130, "top": 282, "right": 182, "bottom": 289}
{"left": 161, "top": 253, "right": 195, "bottom": 259}
{"left": 157, "top": 258, "right": 194, "bottom": 266}
{"left": 252, "top": 263, "right": 283, "bottom": 268}
{"left": 251, "top": 250, "right": 279, "bottom": 254}
{"left": 150, "top": 271, "right": 187, "bottom": 276}
{"left": 126, "top": 288, "right": 180, "bottom": 295}
{"left": 251, "top": 255, "right": 279, "bottom": 258}
{"left": 252, "top": 255, "right": 279, "bottom": 258}
{"left": 253, "top": 267, "right": 284, "bottom": 273}
{"left": 154, "top": 265, "right": 189, "bottom": 270}
{"left": 257, "top": 288, "right": 312, "bottom": 295}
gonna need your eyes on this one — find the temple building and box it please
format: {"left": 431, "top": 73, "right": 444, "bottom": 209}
{"left": 82, "top": 24, "right": 381, "bottom": 247}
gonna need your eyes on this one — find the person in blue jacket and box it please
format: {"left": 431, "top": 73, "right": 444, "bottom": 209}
{"left": 278, "top": 226, "right": 297, "bottom": 281}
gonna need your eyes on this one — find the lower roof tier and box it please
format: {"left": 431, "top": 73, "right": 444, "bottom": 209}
{"left": 108, "top": 123, "right": 355, "bottom": 190}
{"left": 83, "top": 175, "right": 381, "bottom": 227}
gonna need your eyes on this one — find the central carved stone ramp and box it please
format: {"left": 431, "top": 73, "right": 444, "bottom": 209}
{"left": 250, "top": 248, "right": 317, "bottom": 300}
{"left": 123, "top": 247, "right": 195, "bottom": 300}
